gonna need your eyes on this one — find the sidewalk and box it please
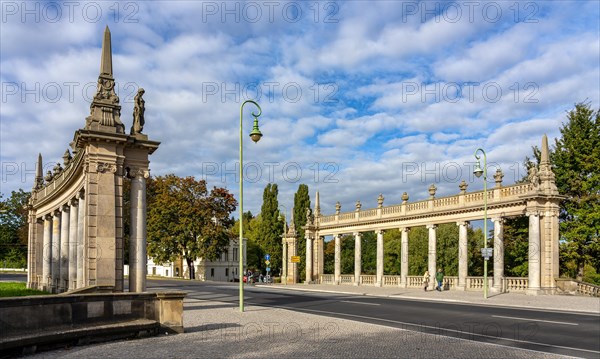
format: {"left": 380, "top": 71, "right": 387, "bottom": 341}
{"left": 33, "top": 283, "right": 598, "bottom": 359}
{"left": 264, "top": 283, "right": 600, "bottom": 314}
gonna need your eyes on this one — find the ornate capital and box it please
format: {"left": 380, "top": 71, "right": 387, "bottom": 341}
{"left": 96, "top": 162, "right": 117, "bottom": 173}
{"left": 129, "top": 167, "right": 150, "bottom": 179}
{"left": 456, "top": 221, "right": 469, "bottom": 227}
{"left": 426, "top": 224, "right": 437, "bottom": 230}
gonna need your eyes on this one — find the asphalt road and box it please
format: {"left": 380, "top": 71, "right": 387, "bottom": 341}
{"left": 148, "top": 279, "right": 600, "bottom": 359}
{"left": 4, "top": 274, "right": 598, "bottom": 358}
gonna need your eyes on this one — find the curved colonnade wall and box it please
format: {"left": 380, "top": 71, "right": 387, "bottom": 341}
{"left": 294, "top": 136, "right": 562, "bottom": 295}
{"left": 26, "top": 27, "right": 159, "bottom": 293}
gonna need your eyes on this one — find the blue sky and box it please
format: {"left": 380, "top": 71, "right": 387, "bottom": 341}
{"left": 1, "top": 1, "right": 599, "bottom": 217}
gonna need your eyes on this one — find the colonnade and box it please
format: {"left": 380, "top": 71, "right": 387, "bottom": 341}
{"left": 27, "top": 27, "right": 158, "bottom": 294}
{"left": 304, "top": 218, "right": 506, "bottom": 291}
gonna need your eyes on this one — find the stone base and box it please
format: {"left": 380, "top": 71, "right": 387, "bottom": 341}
{"left": 456, "top": 285, "right": 467, "bottom": 291}
{"left": 526, "top": 288, "right": 540, "bottom": 296}
{"left": 490, "top": 286, "right": 503, "bottom": 294}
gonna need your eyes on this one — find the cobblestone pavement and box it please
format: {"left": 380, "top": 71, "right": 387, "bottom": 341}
{"left": 33, "top": 283, "right": 599, "bottom": 359}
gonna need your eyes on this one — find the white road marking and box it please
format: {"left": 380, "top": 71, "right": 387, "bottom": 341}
{"left": 491, "top": 315, "right": 579, "bottom": 326}
{"left": 340, "top": 300, "right": 380, "bottom": 306}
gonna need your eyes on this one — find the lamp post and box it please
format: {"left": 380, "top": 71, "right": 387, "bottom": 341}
{"left": 239, "top": 100, "right": 263, "bottom": 312}
{"left": 473, "top": 148, "right": 489, "bottom": 299}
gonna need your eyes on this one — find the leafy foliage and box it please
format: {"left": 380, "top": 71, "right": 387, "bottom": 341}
{"left": 293, "top": 184, "right": 310, "bottom": 282}
{"left": 257, "top": 183, "right": 283, "bottom": 275}
{"left": 0, "top": 190, "right": 30, "bottom": 268}
{"left": 146, "top": 175, "right": 236, "bottom": 279}
{"left": 553, "top": 102, "right": 600, "bottom": 280}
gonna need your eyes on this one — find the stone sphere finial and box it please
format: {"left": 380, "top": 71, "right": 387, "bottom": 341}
{"left": 428, "top": 184, "right": 437, "bottom": 198}
{"left": 459, "top": 180, "right": 468, "bottom": 194}
{"left": 377, "top": 193, "right": 384, "bottom": 208}
{"left": 494, "top": 168, "right": 504, "bottom": 187}
{"left": 401, "top": 192, "right": 409, "bottom": 203}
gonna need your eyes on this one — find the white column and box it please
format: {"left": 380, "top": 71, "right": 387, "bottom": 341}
{"left": 51, "top": 210, "right": 61, "bottom": 292}
{"left": 130, "top": 171, "right": 147, "bottom": 292}
{"left": 457, "top": 221, "right": 468, "bottom": 290}
{"left": 60, "top": 205, "right": 70, "bottom": 292}
{"left": 527, "top": 211, "right": 540, "bottom": 295}
{"left": 68, "top": 198, "right": 78, "bottom": 290}
{"left": 354, "top": 232, "right": 361, "bottom": 286}
{"left": 77, "top": 193, "right": 85, "bottom": 288}
{"left": 427, "top": 224, "right": 437, "bottom": 290}
{"left": 334, "top": 234, "right": 341, "bottom": 285}
{"left": 305, "top": 235, "right": 313, "bottom": 283}
{"left": 42, "top": 214, "right": 52, "bottom": 291}
{"left": 492, "top": 217, "right": 504, "bottom": 293}
{"left": 400, "top": 227, "right": 409, "bottom": 287}
{"left": 376, "top": 229, "right": 384, "bottom": 287}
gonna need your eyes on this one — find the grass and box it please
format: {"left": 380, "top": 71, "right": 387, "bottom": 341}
{"left": 0, "top": 282, "right": 48, "bottom": 297}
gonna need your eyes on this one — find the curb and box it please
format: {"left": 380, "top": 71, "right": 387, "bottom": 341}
{"left": 260, "top": 285, "right": 600, "bottom": 315}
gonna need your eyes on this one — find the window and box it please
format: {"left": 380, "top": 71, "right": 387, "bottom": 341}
{"left": 152, "top": 267, "right": 156, "bottom": 275}
{"left": 225, "top": 268, "right": 229, "bottom": 276}
{"left": 211, "top": 268, "right": 214, "bottom": 277}
{"left": 233, "top": 248, "right": 238, "bottom": 260}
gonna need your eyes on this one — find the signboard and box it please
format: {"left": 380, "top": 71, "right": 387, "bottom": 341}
{"left": 291, "top": 256, "right": 301, "bottom": 263}
{"left": 481, "top": 247, "right": 493, "bottom": 259}
{"left": 265, "top": 260, "right": 270, "bottom": 266}
{"left": 265, "top": 254, "right": 271, "bottom": 260}
{"left": 266, "top": 267, "right": 271, "bottom": 272}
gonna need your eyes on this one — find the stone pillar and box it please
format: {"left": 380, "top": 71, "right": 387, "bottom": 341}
{"left": 457, "top": 221, "right": 469, "bottom": 291}
{"left": 527, "top": 211, "right": 541, "bottom": 295}
{"left": 60, "top": 205, "right": 70, "bottom": 292}
{"left": 51, "top": 210, "right": 61, "bottom": 292}
{"left": 42, "top": 214, "right": 52, "bottom": 292}
{"left": 400, "top": 227, "right": 409, "bottom": 287}
{"left": 77, "top": 192, "right": 85, "bottom": 289}
{"left": 26, "top": 209, "right": 37, "bottom": 289}
{"left": 427, "top": 224, "right": 437, "bottom": 290}
{"left": 314, "top": 235, "right": 324, "bottom": 279}
{"left": 491, "top": 217, "right": 504, "bottom": 293}
{"left": 376, "top": 229, "right": 384, "bottom": 287}
{"left": 130, "top": 170, "right": 148, "bottom": 292}
{"left": 334, "top": 234, "right": 341, "bottom": 285}
{"left": 354, "top": 232, "right": 361, "bottom": 286}
{"left": 305, "top": 235, "right": 313, "bottom": 283}
{"left": 282, "top": 239, "right": 287, "bottom": 284}
{"left": 68, "top": 198, "right": 78, "bottom": 290}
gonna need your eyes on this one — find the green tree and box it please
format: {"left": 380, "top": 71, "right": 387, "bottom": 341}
{"left": 146, "top": 175, "right": 236, "bottom": 279}
{"left": 502, "top": 216, "right": 529, "bottom": 277}
{"left": 553, "top": 102, "right": 600, "bottom": 280}
{"left": 257, "top": 183, "right": 283, "bottom": 275}
{"left": 383, "top": 230, "right": 402, "bottom": 275}
{"left": 293, "top": 184, "right": 310, "bottom": 282}
{"left": 0, "top": 190, "right": 30, "bottom": 268}
{"left": 232, "top": 211, "right": 263, "bottom": 271}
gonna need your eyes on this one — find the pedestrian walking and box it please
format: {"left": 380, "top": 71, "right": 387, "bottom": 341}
{"left": 435, "top": 268, "right": 444, "bottom": 291}
{"left": 423, "top": 270, "right": 430, "bottom": 291}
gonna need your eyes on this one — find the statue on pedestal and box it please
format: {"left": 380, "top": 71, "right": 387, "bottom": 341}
{"left": 131, "top": 88, "right": 145, "bottom": 135}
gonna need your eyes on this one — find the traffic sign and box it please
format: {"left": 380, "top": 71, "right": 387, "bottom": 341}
{"left": 265, "top": 260, "right": 270, "bottom": 265}
{"left": 265, "top": 254, "right": 270, "bottom": 260}
{"left": 266, "top": 267, "right": 271, "bottom": 272}
{"left": 291, "top": 256, "right": 300, "bottom": 263}
{"left": 481, "top": 247, "right": 493, "bottom": 259}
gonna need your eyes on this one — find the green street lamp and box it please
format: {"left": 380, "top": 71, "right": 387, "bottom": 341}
{"left": 473, "top": 148, "right": 490, "bottom": 299}
{"left": 239, "top": 100, "right": 263, "bottom": 312}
